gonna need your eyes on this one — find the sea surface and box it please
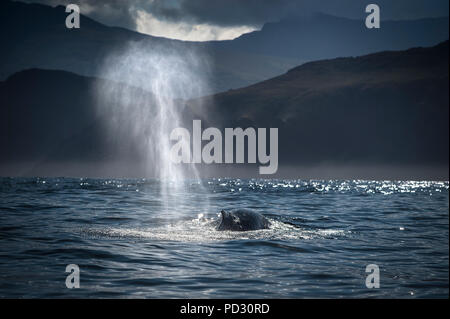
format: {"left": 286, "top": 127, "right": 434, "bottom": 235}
{"left": 0, "top": 178, "right": 448, "bottom": 298}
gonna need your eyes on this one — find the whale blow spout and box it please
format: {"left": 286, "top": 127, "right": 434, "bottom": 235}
{"left": 217, "top": 209, "right": 270, "bottom": 231}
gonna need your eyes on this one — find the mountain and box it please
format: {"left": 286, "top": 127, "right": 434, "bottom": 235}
{"left": 0, "top": 42, "right": 448, "bottom": 178}
{"left": 0, "top": 69, "right": 104, "bottom": 160}
{"left": 214, "top": 13, "right": 449, "bottom": 60}
{"left": 0, "top": 68, "right": 157, "bottom": 177}
{"left": 0, "top": 0, "right": 297, "bottom": 94}
{"left": 1, "top": 1, "right": 448, "bottom": 95}
{"left": 187, "top": 41, "right": 449, "bottom": 177}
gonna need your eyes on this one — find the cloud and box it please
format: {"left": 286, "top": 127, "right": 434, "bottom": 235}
{"left": 135, "top": 10, "right": 257, "bottom": 41}
{"left": 23, "top": 0, "right": 450, "bottom": 41}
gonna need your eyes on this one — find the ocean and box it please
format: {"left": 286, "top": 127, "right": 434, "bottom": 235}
{"left": 0, "top": 178, "right": 448, "bottom": 298}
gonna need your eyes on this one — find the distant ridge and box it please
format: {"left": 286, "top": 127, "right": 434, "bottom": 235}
{"left": 1, "top": 0, "right": 448, "bottom": 95}
{"left": 189, "top": 41, "right": 449, "bottom": 174}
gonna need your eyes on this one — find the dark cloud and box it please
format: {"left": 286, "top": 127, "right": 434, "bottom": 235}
{"left": 24, "top": 0, "right": 450, "bottom": 30}
{"left": 24, "top": 0, "right": 141, "bottom": 30}
{"left": 147, "top": 0, "right": 450, "bottom": 26}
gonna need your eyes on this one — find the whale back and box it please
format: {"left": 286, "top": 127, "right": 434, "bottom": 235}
{"left": 217, "top": 209, "right": 270, "bottom": 231}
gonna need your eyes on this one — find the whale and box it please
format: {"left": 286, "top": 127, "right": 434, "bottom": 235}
{"left": 216, "top": 209, "right": 270, "bottom": 231}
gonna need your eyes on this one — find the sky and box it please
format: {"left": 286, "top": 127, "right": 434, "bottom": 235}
{"left": 24, "top": 0, "right": 450, "bottom": 41}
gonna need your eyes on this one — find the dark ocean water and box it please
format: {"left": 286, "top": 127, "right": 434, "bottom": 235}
{"left": 0, "top": 178, "right": 448, "bottom": 298}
